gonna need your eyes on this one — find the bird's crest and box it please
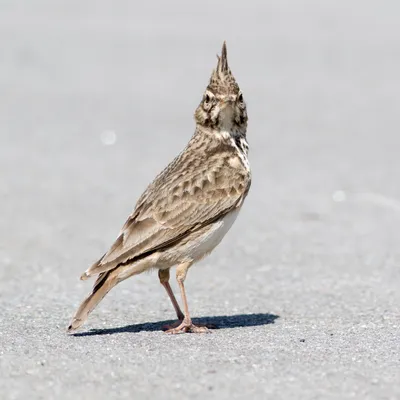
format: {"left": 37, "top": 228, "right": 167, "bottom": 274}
{"left": 208, "top": 41, "right": 240, "bottom": 95}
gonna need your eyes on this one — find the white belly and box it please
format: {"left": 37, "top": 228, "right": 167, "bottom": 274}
{"left": 184, "top": 209, "right": 240, "bottom": 261}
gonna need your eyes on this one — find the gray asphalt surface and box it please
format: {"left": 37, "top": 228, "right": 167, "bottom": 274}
{"left": 1, "top": 1, "right": 400, "bottom": 399}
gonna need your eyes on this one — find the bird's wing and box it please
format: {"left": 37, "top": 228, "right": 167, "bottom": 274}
{"left": 84, "top": 148, "right": 250, "bottom": 278}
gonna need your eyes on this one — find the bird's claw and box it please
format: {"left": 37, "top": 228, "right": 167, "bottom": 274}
{"left": 163, "top": 321, "right": 212, "bottom": 334}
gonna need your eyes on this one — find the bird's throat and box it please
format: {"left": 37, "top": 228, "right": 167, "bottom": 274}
{"left": 218, "top": 105, "right": 234, "bottom": 133}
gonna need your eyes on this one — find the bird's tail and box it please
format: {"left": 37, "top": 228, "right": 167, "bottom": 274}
{"left": 67, "top": 271, "right": 117, "bottom": 332}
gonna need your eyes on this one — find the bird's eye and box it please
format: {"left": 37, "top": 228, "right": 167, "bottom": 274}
{"left": 204, "top": 93, "right": 211, "bottom": 103}
{"left": 238, "top": 92, "right": 244, "bottom": 103}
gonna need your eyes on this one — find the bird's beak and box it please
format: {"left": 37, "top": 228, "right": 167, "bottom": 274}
{"left": 219, "top": 95, "right": 236, "bottom": 109}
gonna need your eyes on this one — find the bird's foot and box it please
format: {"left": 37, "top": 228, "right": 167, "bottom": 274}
{"left": 162, "top": 319, "right": 183, "bottom": 331}
{"left": 163, "top": 320, "right": 213, "bottom": 334}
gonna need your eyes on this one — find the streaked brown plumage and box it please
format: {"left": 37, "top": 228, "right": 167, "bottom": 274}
{"left": 68, "top": 41, "right": 251, "bottom": 334}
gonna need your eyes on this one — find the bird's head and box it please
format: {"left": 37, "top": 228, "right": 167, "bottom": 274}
{"left": 195, "top": 42, "right": 248, "bottom": 135}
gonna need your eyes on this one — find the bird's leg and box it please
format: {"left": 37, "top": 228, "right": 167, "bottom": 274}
{"left": 165, "top": 262, "right": 211, "bottom": 334}
{"left": 158, "top": 269, "right": 184, "bottom": 322}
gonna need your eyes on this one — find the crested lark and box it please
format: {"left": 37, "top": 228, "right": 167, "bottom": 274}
{"left": 68, "top": 42, "right": 251, "bottom": 334}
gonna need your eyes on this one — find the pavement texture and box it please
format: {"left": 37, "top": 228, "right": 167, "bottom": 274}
{"left": 1, "top": 1, "right": 399, "bottom": 399}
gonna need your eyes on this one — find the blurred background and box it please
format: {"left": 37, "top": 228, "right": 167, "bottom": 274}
{"left": 1, "top": 1, "right": 399, "bottom": 399}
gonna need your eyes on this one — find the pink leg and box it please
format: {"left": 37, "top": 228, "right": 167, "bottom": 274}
{"left": 159, "top": 269, "right": 184, "bottom": 320}
{"left": 164, "top": 262, "right": 211, "bottom": 334}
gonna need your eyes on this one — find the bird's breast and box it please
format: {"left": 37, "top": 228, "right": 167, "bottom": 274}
{"left": 180, "top": 208, "right": 240, "bottom": 262}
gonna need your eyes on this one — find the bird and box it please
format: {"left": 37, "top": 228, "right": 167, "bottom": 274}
{"left": 68, "top": 41, "right": 251, "bottom": 334}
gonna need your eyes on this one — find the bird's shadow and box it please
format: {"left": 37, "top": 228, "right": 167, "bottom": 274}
{"left": 72, "top": 313, "right": 279, "bottom": 337}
